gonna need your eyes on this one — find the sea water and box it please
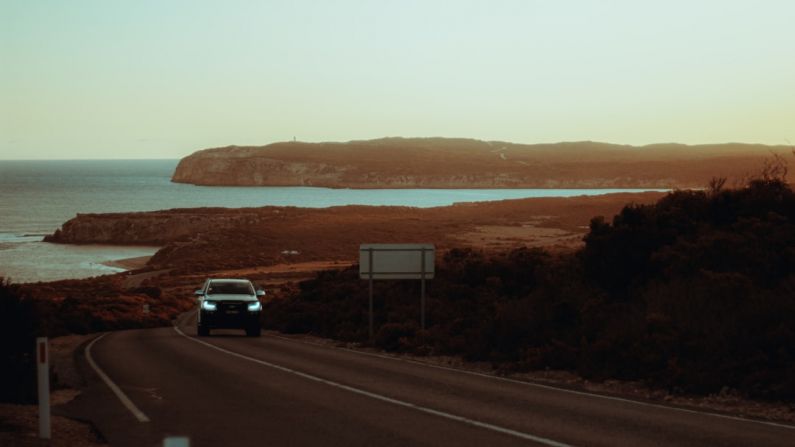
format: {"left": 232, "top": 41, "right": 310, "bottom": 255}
{"left": 0, "top": 160, "right": 663, "bottom": 282}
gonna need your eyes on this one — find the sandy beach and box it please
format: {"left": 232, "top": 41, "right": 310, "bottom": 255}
{"left": 101, "top": 255, "right": 152, "bottom": 270}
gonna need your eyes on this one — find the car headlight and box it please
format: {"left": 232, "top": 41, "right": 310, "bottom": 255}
{"left": 247, "top": 301, "right": 262, "bottom": 312}
{"left": 202, "top": 301, "right": 217, "bottom": 311}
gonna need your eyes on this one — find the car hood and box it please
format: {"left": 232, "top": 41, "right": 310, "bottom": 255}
{"left": 204, "top": 294, "right": 257, "bottom": 302}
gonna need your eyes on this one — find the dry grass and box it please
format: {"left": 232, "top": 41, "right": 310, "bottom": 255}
{"left": 0, "top": 404, "right": 106, "bottom": 447}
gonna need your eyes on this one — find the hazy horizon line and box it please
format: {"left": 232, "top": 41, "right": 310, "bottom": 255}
{"left": 2, "top": 136, "right": 793, "bottom": 161}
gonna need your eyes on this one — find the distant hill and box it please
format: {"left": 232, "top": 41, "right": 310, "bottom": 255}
{"left": 171, "top": 137, "right": 790, "bottom": 188}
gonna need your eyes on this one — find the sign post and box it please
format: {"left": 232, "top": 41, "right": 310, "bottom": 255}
{"left": 368, "top": 248, "right": 374, "bottom": 339}
{"left": 420, "top": 246, "right": 426, "bottom": 330}
{"left": 37, "top": 337, "right": 50, "bottom": 439}
{"left": 359, "top": 244, "right": 435, "bottom": 339}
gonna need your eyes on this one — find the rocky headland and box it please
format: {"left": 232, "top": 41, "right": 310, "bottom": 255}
{"left": 44, "top": 192, "right": 666, "bottom": 272}
{"left": 171, "top": 137, "right": 787, "bottom": 188}
{"left": 44, "top": 208, "right": 268, "bottom": 245}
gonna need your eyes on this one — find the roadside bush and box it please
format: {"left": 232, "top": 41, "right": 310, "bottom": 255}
{"left": 22, "top": 276, "right": 193, "bottom": 335}
{"left": 375, "top": 323, "right": 417, "bottom": 352}
{"left": 0, "top": 278, "right": 38, "bottom": 403}
{"left": 578, "top": 178, "right": 795, "bottom": 398}
{"left": 265, "top": 178, "right": 795, "bottom": 401}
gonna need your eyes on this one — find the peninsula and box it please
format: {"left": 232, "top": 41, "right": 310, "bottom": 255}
{"left": 171, "top": 137, "right": 788, "bottom": 189}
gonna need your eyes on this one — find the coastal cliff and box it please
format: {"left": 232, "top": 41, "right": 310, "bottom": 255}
{"left": 43, "top": 209, "right": 268, "bottom": 245}
{"left": 171, "top": 138, "right": 785, "bottom": 188}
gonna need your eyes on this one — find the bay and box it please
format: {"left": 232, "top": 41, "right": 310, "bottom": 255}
{"left": 0, "top": 160, "right": 664, "bottom": 283}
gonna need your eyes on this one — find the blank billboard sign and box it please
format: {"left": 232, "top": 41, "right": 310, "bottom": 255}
{"left": 359, "top": 244, "right": 435, "bottom": 280}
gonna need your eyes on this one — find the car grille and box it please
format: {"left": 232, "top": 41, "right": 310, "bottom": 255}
{"left": 218, "top": 301, "right": 245, "bottom": 314}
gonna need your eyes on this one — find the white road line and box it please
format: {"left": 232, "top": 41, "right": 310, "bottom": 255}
{"left": 85, "top": 333, "right": 151, "bottom": 423}
{"left": 269, "top": 334, "right": 795, "bottom": 431}
{"left": 176, "top": 309, "right": 794, "bottom": 431}
{"left": 173, "top": 325, "right": 573, "bottom": 447}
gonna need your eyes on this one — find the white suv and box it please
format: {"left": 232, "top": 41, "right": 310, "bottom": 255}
{"left": 195, "top": 278, "right": 264, "bottom": 337}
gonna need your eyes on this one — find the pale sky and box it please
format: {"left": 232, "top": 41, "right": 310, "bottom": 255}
{"left": 1, "top": 0, "right": 793, "bottom": 159}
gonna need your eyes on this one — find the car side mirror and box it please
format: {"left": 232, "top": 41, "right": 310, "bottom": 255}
{"left": 194, "top": 290, "right": 204, "bottom": 296}
{"left": 256, "top": 289, "right": 266, "bottom": 297}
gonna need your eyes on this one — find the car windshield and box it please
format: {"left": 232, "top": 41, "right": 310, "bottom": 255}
{"left": 207, "top": 281, "right": 254, "bottom": 295}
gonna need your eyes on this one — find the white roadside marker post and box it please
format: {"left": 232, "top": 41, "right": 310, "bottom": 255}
{"left": 36, "top": 337, "right": 51, "bottom": 439}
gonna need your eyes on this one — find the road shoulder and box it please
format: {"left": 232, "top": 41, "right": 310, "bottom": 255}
{"left": 269, "top": 330, "right": 795, "bottom": 426}
{"left": 0, "top": 334, "right": 107, "bottom": 447}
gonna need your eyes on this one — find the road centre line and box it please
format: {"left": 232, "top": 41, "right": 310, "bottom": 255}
{"left": 173, "top": 324, "right": 574, "bottom": 447}
{"left": 269, "top": 334, "right": 795, "bottom": 431}
{"left": 85, "top": 333, "right": 151, "bottom": 423}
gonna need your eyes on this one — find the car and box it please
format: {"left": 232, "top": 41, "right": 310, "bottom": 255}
{"left": 195, "top": 278, "right": 265, "bottom": 337}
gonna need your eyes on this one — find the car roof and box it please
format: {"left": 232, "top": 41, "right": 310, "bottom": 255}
{"left": 208, "top": 278, "right": 251, "bottom": 283}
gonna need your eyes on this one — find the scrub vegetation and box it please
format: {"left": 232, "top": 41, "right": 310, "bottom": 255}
{"left": 264, "top": 174, "right": 795, "bottom": 400}
{"left": 0, "top": 279, "right": 38, "bottom": 403}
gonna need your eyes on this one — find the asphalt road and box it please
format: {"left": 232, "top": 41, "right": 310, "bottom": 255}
{"left": 61, "top": 312, "right": 794, "bottom": 447}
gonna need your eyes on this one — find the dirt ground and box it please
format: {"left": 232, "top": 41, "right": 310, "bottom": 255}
{"left": 131, "top": 191, "right": 668, "bottom": 272}
{"left": 96, "top": 192, "right": 670, "bottom": 297}
{"left": 0, "top": 403, "right": 106, "bottom": 447}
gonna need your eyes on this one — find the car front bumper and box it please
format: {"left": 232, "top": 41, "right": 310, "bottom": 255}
{"left": 200, "top": 305, "right": 261, "bottom": 329}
